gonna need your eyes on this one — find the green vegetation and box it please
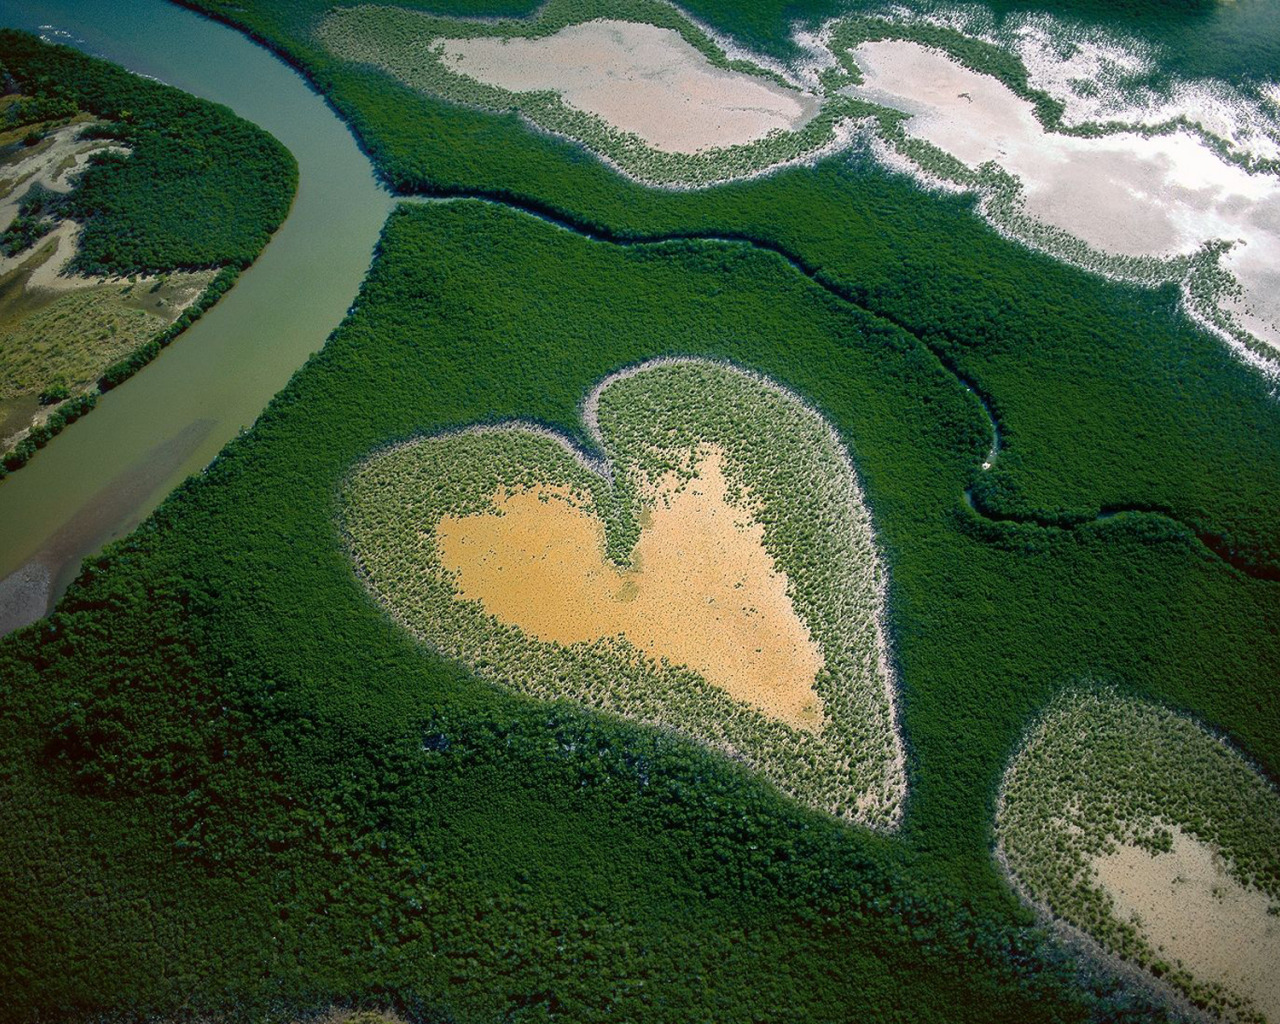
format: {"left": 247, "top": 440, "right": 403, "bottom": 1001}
{"left": 2, "top": 196, "right": 1274, "bottom": 1020}
{"left": 2, "top": 0, "right": 1279, "bottom": 1019}
{"left": 0, "top": 31, "right": 296, "bottom": 478}
{"left": 182, "top": 0, "right": 1280, "bottom": 577}
{"left": 0, "top": 31, "right": 297, "bottom": 276}
{"left": 998, "top": 688, "right": 1280, "bottom": 1021}
{"left": 315, "top": 1, "right": 1271, "bottom": 357}
{"left": 1, "top": 286, "right": 173, "bottom": 398}
{"left": 344, "top": 360, "right": 904, "bottom": 826}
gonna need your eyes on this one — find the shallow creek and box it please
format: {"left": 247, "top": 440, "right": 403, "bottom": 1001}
{"left": 0, "top": 0, "right": 394, "bottom": 634}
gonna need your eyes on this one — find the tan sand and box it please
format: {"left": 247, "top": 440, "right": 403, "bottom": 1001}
{"left": 0, "top": 218, "right": 213, "bottom": 302}
{"left": 0, "top": 123, "right": 142, "bottom": 299}
{"left": 436, "top": 448, "right": 824, "bottom": 730}
{"left": 435, "top": 19, "right": 819, "bottom": 154}
{"left": 0, "top": 218, "right": 80, "bottom": 287}
{"left": 1092, "top": 827, "right": 1280, "bottom": 1020}
{"left": 843, "top": 39, "right": 1280, "bottom": 355}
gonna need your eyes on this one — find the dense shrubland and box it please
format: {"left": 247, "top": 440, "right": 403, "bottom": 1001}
{"left": 1, "top": 198, "right": 1274, "bottom": 1021}
{"left": 181, "top": 0, "right": 1280, "bottom": 579}
{"left": 2, "top": 0, "right": 1278, "bottom": 1017}
{"left": 0, "top": 31, "right": 296, "bottom": 276}
{"left": 344, "top": 360, "right": 904, "bottom": 825}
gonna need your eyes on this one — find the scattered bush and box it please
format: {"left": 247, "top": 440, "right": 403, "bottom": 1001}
{"left": 37, "top": 383, "right": 71, "bottom": 406}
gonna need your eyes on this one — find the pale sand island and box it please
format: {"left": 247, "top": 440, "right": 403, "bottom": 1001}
{"left": 437, "top": 448, "right": 825, "bottom": 731}
{"left": 322, "top": 8, "right": 1280, "bottom": 360}
{"left": 434, "top": 19, "right": 819, "bottom": 155}
{"left": 843, "top": 38, "right": 1280, "bottom": 356}
{"left": 1092, "top": 828, "right": 1280, "bottom": 1021}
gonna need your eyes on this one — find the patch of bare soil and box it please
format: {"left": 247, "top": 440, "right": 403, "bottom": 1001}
{"left": 1092, "top": 827, "right": 1280, "bottom": 1021}
{"left": 436, "top": 448, "right": 824, "bottom": 730}
{"left": 436, "top": 19, "right": 818, "bottom": 154}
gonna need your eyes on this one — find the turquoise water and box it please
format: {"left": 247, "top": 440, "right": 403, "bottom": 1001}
{"left": 0, "top": 0, "right": 393, "bottom": 631}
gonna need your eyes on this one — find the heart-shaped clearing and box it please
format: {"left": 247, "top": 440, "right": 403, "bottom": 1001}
{"left": 343, "top": 359, "right": 904, "bottom": 826}
{"left": 436, "top": 447, "right": 824, "bottom": 730}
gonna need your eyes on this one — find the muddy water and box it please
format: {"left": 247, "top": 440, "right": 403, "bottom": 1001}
{"left": 0, "top": 0, "right": 394, "bottom": 634}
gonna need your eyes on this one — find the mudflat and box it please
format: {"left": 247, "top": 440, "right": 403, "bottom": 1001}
{"left": 434, "top": 20, "right": 818, "bottom": 154}
{"left": 845, "top": 38, "right": 1280, "bottom": 354}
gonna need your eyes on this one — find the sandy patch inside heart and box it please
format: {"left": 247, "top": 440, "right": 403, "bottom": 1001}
{"left": 343, "top": 359, "right": 906, "bottom": 825}
{"left": 435, "top": 449, "right": 824, "bottom": 731}
{"left": 1092, "top": 828, "right": 1280, "bottom": 1021}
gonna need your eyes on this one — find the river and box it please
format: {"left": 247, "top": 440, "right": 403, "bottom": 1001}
{"left": 0, "top": 0, "right": 393, "bottom": 634}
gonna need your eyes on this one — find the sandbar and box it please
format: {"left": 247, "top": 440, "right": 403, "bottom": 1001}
{"left": 434, "top": 19, "right": 819, "bottom": 154}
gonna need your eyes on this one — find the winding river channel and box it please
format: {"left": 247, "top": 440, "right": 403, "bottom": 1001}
{"left": 0, "top": 0, "right": 394, "bottom": 634}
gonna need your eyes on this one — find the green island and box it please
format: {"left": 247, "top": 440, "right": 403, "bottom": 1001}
{"left": 1, "top": 0, "right": 1278, "bottom": 1021}
{"left": 0, "top": 30, "right": 296, "bottom": 477}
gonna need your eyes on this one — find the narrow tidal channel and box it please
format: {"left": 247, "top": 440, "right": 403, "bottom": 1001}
{"left": 0, "top": 0, "right": 393, "bottom": 634}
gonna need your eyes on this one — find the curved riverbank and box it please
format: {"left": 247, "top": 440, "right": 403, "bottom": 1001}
{"left": 0, "top": 0, "right": 393, "bottom": 635}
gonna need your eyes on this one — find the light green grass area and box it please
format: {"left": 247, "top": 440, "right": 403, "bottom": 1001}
{"left": 1, "top": 282, "right": 163, "bottom": 400}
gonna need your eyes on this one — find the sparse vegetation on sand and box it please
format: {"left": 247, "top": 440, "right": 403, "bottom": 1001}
{"left": 0, "top": 273, "right": 213, "bottom": 433}
{"left": 997, "top": 688, "right": 1280, "bottom": 1023}
{"left": 317, "top": 1, "right": 856, "bottom": 187}
{"left": 344, "top": 360, "right": 904, "bottom": 826}
{"left": 835, "top": 33, "right": 1280, "bottom": 367}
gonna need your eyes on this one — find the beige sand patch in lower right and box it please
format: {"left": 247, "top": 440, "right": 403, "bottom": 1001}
{"left": 1092, "top": 828, "right": 1280, "bottom": 1022}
